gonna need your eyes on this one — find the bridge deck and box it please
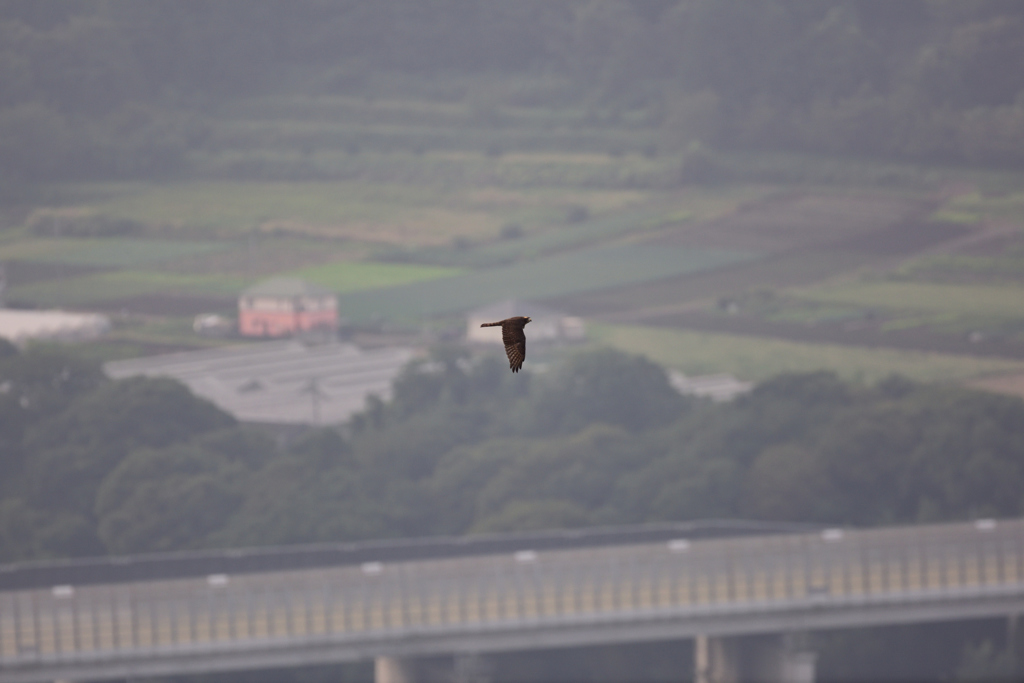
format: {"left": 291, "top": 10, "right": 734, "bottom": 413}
{"left": 2, "top": 519, "right": 1024, "bottom": 682}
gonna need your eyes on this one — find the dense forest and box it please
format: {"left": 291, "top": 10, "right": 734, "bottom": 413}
{"left": 2, "top": 0, "right": 1024, "bottom": 186}
{"left": 3, "top": 342, "right": 1024, "bottom": 561}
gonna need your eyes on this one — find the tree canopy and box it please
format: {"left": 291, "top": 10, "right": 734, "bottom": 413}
{"left": 3, "top": 344, "right": 1024, "bottom": 563}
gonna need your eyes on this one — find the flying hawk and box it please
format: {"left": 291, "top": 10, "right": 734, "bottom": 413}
{"left": 480, "top": 316, "right": 531, "bottom": 372}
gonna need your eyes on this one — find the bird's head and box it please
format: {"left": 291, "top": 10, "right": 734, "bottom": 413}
{"left": 524, "top": 316, "right": 532, "bottom": 325}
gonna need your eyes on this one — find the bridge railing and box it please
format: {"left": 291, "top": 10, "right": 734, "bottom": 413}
{"left": 2, "top": 520, "right": 1023, "bottom": 671}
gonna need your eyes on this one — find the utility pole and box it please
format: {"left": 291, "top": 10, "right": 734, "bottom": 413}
{"left": 298, "top": 377, "right": 327, "bottom": 425}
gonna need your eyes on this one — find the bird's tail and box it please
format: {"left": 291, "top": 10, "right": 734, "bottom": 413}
{"left": 480, "top": 321, "right": 502, "bottom": 327}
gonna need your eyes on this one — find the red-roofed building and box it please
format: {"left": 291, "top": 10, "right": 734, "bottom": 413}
{"left": 238, "top": 277, "right": 338, "bottom": 338}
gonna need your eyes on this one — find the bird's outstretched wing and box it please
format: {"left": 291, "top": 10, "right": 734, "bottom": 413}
{"left": 502, "top": 321, "right": 526, "bottom": 373}
{"left": 480, "top": 317, "right": 528, "bottom": 372}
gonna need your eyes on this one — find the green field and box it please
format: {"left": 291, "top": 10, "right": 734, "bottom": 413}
{"left": 900, "top": 253, "right": 1024, "bottom": 281}
{"left": 289, "top": 261, "right": 461, "bottom": 293}
{"left": 932, "top": 191, "right": 1024, "bottom": 225}
{"left": 7, "top": 271, "right": 250, "bottom": 307}
{"left": 1, "top": 177, "right": 773, "bottom": 318}
{"left": 6, "top": 260, "right": 465, "bottom": 308}
{"left": 7, "top": 84, "right": 1024, "bottom": 383}
{"left": 48, "top": 181, "right": 502, "bottom": 241}
{"left": 210, "top": 92, "right": 662, "bottom": 160}
{"left": 336, "top": 244, "right": 757, "bottom": 322}
{"left": 792, "top": 281, "right": 1024, "bottom": 319}
{"left": 594, "top": 324, "right": 1024, "bottom": 384}
{"left": 28, "top": 180, "right": 766, "bottom": 267}
{"left": 37, "top": 180, "right": 655, "bottom": 246}
{"left": 0, "top": 238, "right": 228, "bottom": 267}
{"left": 404, "top": 184, "right": 772, "bottom": 268}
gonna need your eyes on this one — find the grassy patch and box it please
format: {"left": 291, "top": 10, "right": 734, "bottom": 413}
{"left": 51, "top": 181, "right": 474, "bottom": 239}
{"left": 26, "top": 177, "right": 763, "bottom": 268}
{"left": 792, "top": 281, "right": 1024, "bottom": 319}
{"left": 896, "top": 252, "right": 1024, "bottom": 286}
{"left": 932, "top": 191, "right": 1024, "bottom": 226}
{"left": 384, "top": 185, "right": 772, "bottom": 267}
{"left": 0, "top": 238, "right": 227, "bottom": 267}
{"left": 6, "top": 255, "right": 459, "bottom": 309}
{"left": 394, "top": 204, "right": 682, "bottom": 268}
{"left": 34, "top": 180, "right": 660, "bottom": 246}
{"left": 593, "top": 323, "right": 1024, "bottom": 384}
{"left": 289, "top": 261, "right": 461, "bottom": 293}
{"left": 764, "top": 303, "right": 870, "bottom": 325}
{"left": 8, "top": 271, "right": 249, "bottom": 307}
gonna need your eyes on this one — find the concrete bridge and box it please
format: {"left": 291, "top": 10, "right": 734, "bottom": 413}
{"left": 2, "top": 518, "right": 1023, "bottom": 683}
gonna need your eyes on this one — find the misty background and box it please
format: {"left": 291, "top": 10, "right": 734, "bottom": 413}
{"left": 3, "top": 2, "right": 1024, "bottom": 681}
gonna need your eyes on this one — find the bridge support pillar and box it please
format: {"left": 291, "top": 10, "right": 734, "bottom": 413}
{"left": 1009, "top": 613, "right": 1020, "bottom": 659}
{"left": 695, "top": 634, "right": 737, "bottom": 683}
{"left": 375, "top": 656, "right": 417, "bottom": 683}
{"left": 453, "top": 652, "right": 493, "bottom": 683}
{"left": 695, "top": 634, "right": 816, "bottom": 683}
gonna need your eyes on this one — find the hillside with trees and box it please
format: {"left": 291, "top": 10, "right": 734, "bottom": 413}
{"left": 2, "top": 1, "right": 1024, "bottom": 190}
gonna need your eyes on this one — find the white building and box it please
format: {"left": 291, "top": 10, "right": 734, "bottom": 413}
{"left": 0, "top": 309, "right": 110, "bottom": 346}
{"left": 669, "top": 371, "right": 754, "bottom": 402}
{"left": 466, "top": 299, "right": 585, "bottom": 345}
